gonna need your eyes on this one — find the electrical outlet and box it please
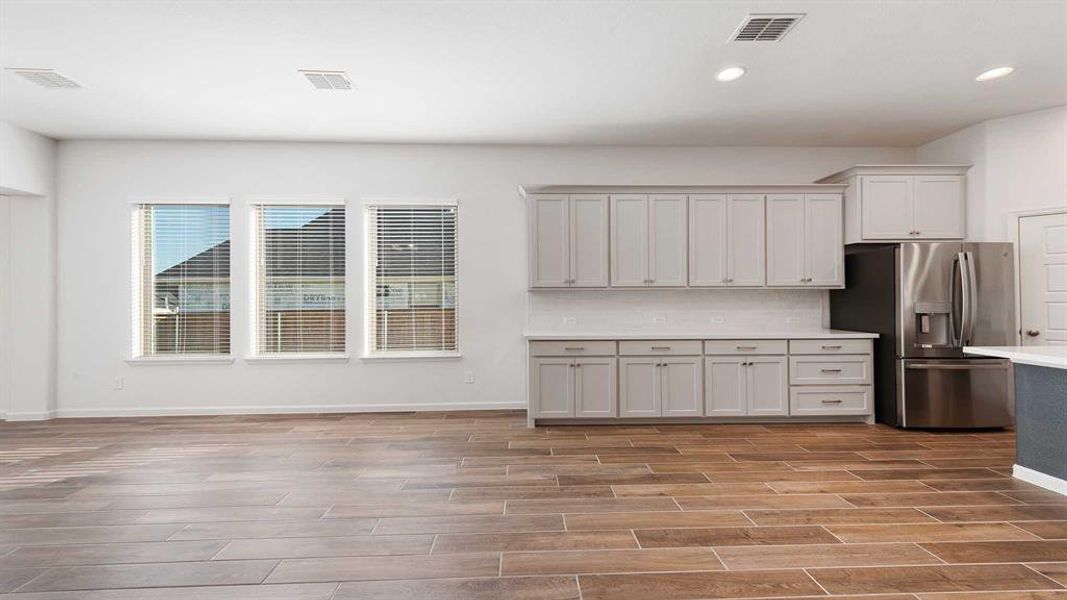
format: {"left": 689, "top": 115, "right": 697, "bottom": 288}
{"left": 562, "top": 317, "right": 577, "bottom": 325}
{"left": 464, "top": 371, "right": 475, "bottom": 384}
{"left": 112, "top": 377, "right": 124, "bottom": 391}
{"left": 785, "top": 316, "right": 801, "bottom": 324}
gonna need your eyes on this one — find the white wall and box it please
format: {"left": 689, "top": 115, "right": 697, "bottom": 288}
{"left": 917, "top": 105, "right": 1067, "bottom": 241}
{"left": 54, "top": 141, "right": 911, "bottom": 417}
{"left": 0, "top": 121, "right": 58, "bottom": 420}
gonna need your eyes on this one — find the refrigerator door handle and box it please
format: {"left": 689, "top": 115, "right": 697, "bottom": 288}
{"left": 950, "top": 253, "right": 964, "bottom": 348}
{"left": 963, "top": 251, "right": 978, "bottom": 346}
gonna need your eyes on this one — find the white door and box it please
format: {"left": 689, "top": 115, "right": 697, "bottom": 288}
{"left": 766, "top": 194, "right": 806, "bottom": 286}
{"left": 619, "top": 357, "right": 659, "bottom": 417}
{"left": 913, "top": 176, "right": 965, "bottom": 239}
{"left": 570, "top": 194, "right": 609, "bottom": 287}
{"left": 861, "top": 176, "right": 914, "bottom": 239}
{"left": 688, "top": 194, "right": 728, "bottom": 287}
{"left": 531, "top": 358, "right": 574, "bottom": 417}
{"left": 747, "top": 356, "right": 788, "bottom": 416}
{"left": 530, "top": 195, "right": 569, "bottom": 287}
{"left": 611, "top": 195, "right": 648, "bottom": 287}
{"left": 705, "top": 357, "right": 746, "bottom": 416}
{"left": 575, "top": 358, "right": 617, "bottom": 417}
{"left": 1019, "top": 212, "right": 1067, "bottom": 345}
{"left": 660, "top": 357, "right": 703, "bottom": 417}
{"left": 649, "top": 194, "right": 688, "bottom": 287}
{"left": 728, "top": 194, "right": 766, "bottom": 287}
{"left": 805, "top": 194, "right": 843, "bottom": 286}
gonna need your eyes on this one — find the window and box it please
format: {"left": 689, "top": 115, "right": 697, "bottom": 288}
{"left": 252, "top": 203, "right": 346, "bottom": 355}
{"left": 133, "top": 203, "right": 230, "bottom": 357}
{"left": 365, "top": 202, "right": 458, "bottom": 356}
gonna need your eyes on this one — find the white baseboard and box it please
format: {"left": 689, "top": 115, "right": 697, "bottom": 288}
{"left": 1014, "top": 464, "right": 1067, "bottom": 496}
{"left": 53, "top": 402, "right": 527, "bottom": 419}
{"left": 3, "top": 410, "right": 58, "bottom": 422}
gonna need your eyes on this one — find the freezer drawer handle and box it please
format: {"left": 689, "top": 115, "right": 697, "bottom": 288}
{"left": 906, "top": 363, "right": 1008, "bottom": 370}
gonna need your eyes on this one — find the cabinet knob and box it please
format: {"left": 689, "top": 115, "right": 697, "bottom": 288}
{"left": 1026, "top": 329, "right": 1041, "bottom": 337}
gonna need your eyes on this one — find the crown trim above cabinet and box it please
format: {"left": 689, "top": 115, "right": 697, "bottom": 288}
{"left": 525, "top": 184, "right": 847, "bottom": 290}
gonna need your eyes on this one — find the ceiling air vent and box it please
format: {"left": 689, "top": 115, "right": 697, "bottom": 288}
{"left": 300, "top": 70, "right": 353, "bottom": 90}
{"left": 8, "top": 68, "right": 82, "bottom": 89}
{"left": 731, "top": 13, "right": 805, "bottom": 41}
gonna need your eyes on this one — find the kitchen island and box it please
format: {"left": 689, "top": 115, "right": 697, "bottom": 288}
{"left": 965, "top": 345, "right": 1067, "bottom": 495}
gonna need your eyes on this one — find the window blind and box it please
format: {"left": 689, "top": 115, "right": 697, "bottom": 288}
{"left": 254, "top": 205, "right": 346, "bottom": 354}
{"left": 366, "top": 204, "right": 458, "bottom": 355}
{"left": 135, "top": 203, "right": 230, "bottom": 356}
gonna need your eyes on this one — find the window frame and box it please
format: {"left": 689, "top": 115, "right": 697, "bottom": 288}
{"left": 247, "top": 196, "right": 349, "bottom": 361}
{"left": 128, "top": 197, "right": 234, "bottom": 364}
{"left": 362, "top": 198, "right": 461, "bottom": 360}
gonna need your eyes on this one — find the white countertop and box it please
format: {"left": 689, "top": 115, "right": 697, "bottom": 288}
{"left": 525, "top": 329, "right": 878, "bottom": 341}
{"left": 964, "top": 346, "right": 1067, "bottom": 370}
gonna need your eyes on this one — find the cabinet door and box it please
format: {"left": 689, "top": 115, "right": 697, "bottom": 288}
{"left": 570, "top": 194, "right": 609, "bottom": 287}
{"left": 530, "top": 195, "right": 569, "bottom": 287}
{"left": 610, "top": 195, "right": 648, "bottom": 287}
{"left": 649, "top": 194, "right": 688, "bottom": 287}
{"left": 747, "top": 356, "right": 788, "bottom": 416}
{"left": 766, "top": 194, "right": 806, "bottom": 286}
{"left": 913, "top": 176, "right": 964, "bottom": 239}
{"left": 619, "top": 358, "right": 659, "bottom": 417}
{"left": 705, "top": 357, "right": 747, "bottom": 416}
{"left": 661, "top": 357, "right": 703, "bottom": 416}
{"left": 728, "top": 194, "right": 766, "bottom": 286}
{"left": 531, "top": 358, "right": 574, "bottom": 417}
{"left": 861, "top": 176, "right": 914, "bottom": 239}
{"left": 575, "top": 358, "right": 617, "bottom": 417}
{"left": 688, "top": 194, "right": 728, "bottom": 287}
{"left": 804, "top": 194, "right": 843, "bottom": 286}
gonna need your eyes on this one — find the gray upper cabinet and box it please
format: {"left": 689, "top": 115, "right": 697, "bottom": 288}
{"left": 689, "top": 194, "right": 765, "bottom": 287}
{"left": 529, "top": 194, "right": 608, "bottom": 288}
{"left": 766, "top": 193, "right": 843, "bottom": 288}
{"left": 818, "top": 165, "right": 969, "bottom": 244}
{"left": 611, "top": 194, "right": 687, "bottom": 287}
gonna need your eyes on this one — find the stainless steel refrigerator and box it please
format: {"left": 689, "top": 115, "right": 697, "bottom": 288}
{"left": 830, "top": 242, "right": 1015, "bottom": 428}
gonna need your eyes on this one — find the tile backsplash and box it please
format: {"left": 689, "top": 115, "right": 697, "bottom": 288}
{"left": 527, "top": 289, "right": 828, "bottom": 333}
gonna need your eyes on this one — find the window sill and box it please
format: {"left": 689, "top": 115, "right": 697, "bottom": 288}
{"left": 245, "top": 354, "right": 350, "bottom": 364}
{"left": 360, "top": 352, "right": 462, "bottom": 361}
{"left": 126, "top": 356, "right": 235, "bottom": 366}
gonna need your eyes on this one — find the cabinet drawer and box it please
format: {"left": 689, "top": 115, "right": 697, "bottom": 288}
{"left": 790, "top": 386, "right": 872, "bottom": 416}
{"left": 789, "top": 355, "right": 872, "bottom": 385}
{"left": 530, "top": 341, "right": 616, "bottom": 357}
{"left": 789, "top": 339, "right": 872, "bottom": 355}
{"left": 704, "top": 340, "right": 787, "bottom": 355}
{"left": 619, "top": 340, "right": 702, "bottom": 356}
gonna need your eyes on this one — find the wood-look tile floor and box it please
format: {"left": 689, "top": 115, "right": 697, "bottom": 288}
{"left": 0, "top": 411, "right": 1064, "bottom": 599}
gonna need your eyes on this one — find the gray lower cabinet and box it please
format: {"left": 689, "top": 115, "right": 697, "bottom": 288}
{"left": 619, "top": 356, "right": 702, "bottom": 417}
{"left": 705, "top": 355, "right": 788, "bottom": 416}
{"left": 531, "top": 356, "right": 617, "bottom": 418}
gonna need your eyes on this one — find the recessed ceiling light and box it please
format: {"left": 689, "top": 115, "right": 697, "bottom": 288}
{"left": 7, "top": 68, "right": 81, "bottom": 89}
{"left": 299, "top": 70, "right": 353, "bottom": 90}
{"left": 716, "top": 66, "right": 746, "bottom": 82}
{"left": 975, "top": 66, "right": 1015, "bottom": 82}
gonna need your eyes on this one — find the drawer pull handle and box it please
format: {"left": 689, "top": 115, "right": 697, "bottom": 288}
{"left": 821, "top": 399, "right": 843, "bottom": 404}
{"left": 736, "top": 345, "right": 757, "bottom": 350}
{"left": 651, "top": 346, "right": 672, "bottom": 351}
{"left": 820, "top": 368, "right": 843, "bottom": 373}
{"left": 821, "top": 345, "right": 842, "bottom": 350}
{"left": 563, "top": 347, "right": 585, "bottom": 351}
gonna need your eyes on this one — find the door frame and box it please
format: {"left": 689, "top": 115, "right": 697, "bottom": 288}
{"left": 0, "top": 195, "right": 10, "bottom": 421}
{"left": 1007, "top": 207, "right": 1067, "bottom": 345}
